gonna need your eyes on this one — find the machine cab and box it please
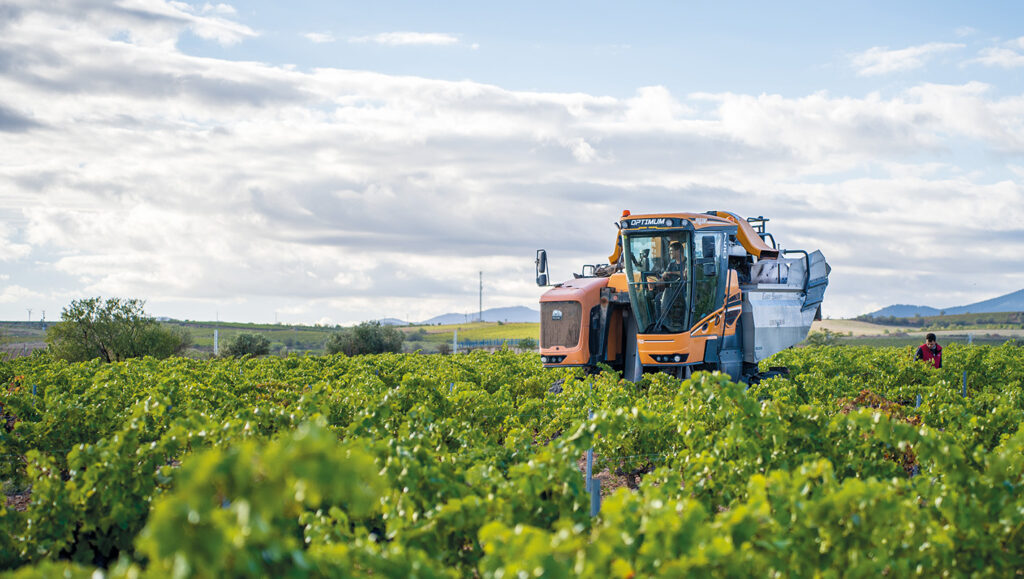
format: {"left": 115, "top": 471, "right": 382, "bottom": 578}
{"left": 620, "top": 216, "right": 729, "bottom": 336}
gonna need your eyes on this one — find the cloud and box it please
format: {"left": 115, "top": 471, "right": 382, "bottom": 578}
{"left": 200, "top": 3, "right": 237, "bottom": 16}
{"left": 2, "top": 2, "right": 1024, "bottom": 322}
{"left": 0, "top": 222, "right": 30, "bottom": 261}
{"left": 851, "top": 42, "right": 964, "bottom": 76}
{"left": 303, "top": 32, "right": 335, "bottom": 44}
{"left": 974, "top": 42, "right": 1024, "bottom": 68}
{"left": 0, "top": 102, "right": 43, "bottom": 132}
{"left": 0, "top": 0, "right": 256, "bottom": 49}
{"left": 172, "top": 1, "right": 256, "bottom": 46}
{"left": 0, "top": 285, "right": 40, "bottom": 304}
{"left": 349, "top": 32, "right": 460, "bottom": 46}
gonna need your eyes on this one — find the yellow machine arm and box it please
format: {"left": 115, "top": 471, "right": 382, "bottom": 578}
{"left": 714, "top": 211, "right": 779, "bottom": 259}
{"left": 608, "top": 231, "right": 622, "bottom": 264}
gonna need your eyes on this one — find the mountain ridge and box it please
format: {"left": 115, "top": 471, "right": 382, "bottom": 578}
{"left": 865, "top": 288, "right": 1024, "bottom": 318}
{"left": 420, "top": 306, "right": 539, "bottom": 325}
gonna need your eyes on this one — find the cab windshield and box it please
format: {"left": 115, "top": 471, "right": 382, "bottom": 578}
{"left": 622, "top": 231, "right": 690, "bottom": 333}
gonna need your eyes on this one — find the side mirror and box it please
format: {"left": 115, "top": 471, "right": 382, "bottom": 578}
{"left": 702, "top": 235, "right": 716, "bottom": 258}
{"left": 535, "top": 249, "right": 549, "bottom": 286}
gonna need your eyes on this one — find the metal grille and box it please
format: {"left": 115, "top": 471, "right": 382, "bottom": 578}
{"left": 541, "top": 301, "right": 582, "bottom": 348}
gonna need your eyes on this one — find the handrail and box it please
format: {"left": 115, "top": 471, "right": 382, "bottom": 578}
{"left": 781, "top": 249, "right": 810, "bottom": 294}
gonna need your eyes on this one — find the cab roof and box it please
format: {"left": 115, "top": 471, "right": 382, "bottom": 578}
{"left": 620, "top": 212, "right": 735, "bottom": 230}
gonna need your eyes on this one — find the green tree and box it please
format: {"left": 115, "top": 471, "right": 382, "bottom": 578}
{"left": 46, "top": 297, "right": 191, "bottom": 363}
{"left": 804, "top": 328, "right": 841, "bottom": 346}
{"left": 517, "top": 337, "right": 538, "bottom": 351}
{"left": 224, "top": 333, "right": 271, "bottom": 357}
{"left": 325, "top": 321, "right": 404, "bottom": 356}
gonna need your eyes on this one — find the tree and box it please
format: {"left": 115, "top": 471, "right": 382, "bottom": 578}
{"left": 46, "top": 297, "right": 191, "bottom": 363}
{"left": 325, "top": 321, "right": 404, "bottom": 356}
{"left": 804, "top": 328, "right": 841, "bottom": 346}
{"left": 517, "top": 337, "right": 538, "bottom": 351}
{"left": 224, "top": 333, "right": 271, "bottom": 357}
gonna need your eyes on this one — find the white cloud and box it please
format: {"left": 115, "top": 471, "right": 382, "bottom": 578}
{"left": 303, "top": 32, "right": 335, "bottom": 44}
{"left": 851, "top": 42, "right": 964, "bottom": 76}
{"left": 624, "top": 85, "right": 693, "bottom": 124}
{"left": 1, "top": 2, "right": 1024, "bottom": 322}
{"left": 349, "top": 32, "right": 460, "bottom": 46}
{"left": 0, "top": 285, "right": 41, "bottom": 304}
{"left": 566, "top": 137, "right": 598, "bottom": 163}
{"left": 201, "top": 3, "right": 237, "bottom": 15}
{"left": 974, "top": 45, "right": 1024, "bottom": 68}
{"left": 0, "top": 226, "right": 30, "bottom": 261}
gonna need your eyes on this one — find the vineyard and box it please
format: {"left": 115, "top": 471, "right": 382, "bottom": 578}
{"left": 1, "top": 344, "right": 1022, "bottom": 577}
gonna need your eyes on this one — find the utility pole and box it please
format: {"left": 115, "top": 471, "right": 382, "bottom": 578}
{"left": 479, "top": 271, "right": 483, "bottom": 323}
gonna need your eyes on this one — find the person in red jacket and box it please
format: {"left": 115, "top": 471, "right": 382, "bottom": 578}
{"left": 915, "top": 333, "right": 942, "bottom": 368}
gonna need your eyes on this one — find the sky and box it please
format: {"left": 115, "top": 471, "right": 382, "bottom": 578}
{"left": 2, "top": 0, "right": 1024, "bottom": 326}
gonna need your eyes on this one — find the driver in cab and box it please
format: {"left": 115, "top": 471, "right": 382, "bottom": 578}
{"left": 661, "top": 240, "right": 687, "bottom": 283}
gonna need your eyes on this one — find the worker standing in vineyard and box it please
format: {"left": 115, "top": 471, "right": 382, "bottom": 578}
{"left": 915, "top": 333, "right": 942, "bottom": 368}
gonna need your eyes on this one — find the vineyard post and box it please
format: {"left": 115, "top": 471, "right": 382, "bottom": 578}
{"left": 962, "top": 371, "right": 967, "bottom": 397}
{"left": 585, "top": 394, "right": 601, "bottom": 516}
{"left": 585, "top": 406, "right": 594, "bottom": 493}
{"left": 586, "top": 447, "right": 593, "bottom": 491}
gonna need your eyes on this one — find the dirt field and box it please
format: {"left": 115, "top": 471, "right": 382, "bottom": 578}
{"left": 813, "top": 319, "right": 913, "bottom": 336}
{"left": 814, "top": 319, "right": 1024, "bottom": 339}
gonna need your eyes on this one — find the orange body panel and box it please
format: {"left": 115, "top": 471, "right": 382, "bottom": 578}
{"left": 607, "top": 272, "right": 628, "bottom": 292}
{"left": 604, "top": 309, "right": 623, "bottom": 362}
{"left": 637, "top": 332, "right": 713, "bottom": 365}
{"left": 639, "top": 269, "right": 743, "bottom": 365}
{"left": 539, "top": 277, "right": 607, "bottom": 366}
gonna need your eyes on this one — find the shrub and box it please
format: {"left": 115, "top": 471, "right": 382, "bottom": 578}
{"left": 804, "top": 329, "right": 841, "bottom": 346}
{"left": 325, "top": 321, "right": 404, "bottom": 356}
{"left": 224, "top": 333, "right": 271, "bottom": 357}
{"left": 46, "top": 297, "right": 191, "bottom": 363}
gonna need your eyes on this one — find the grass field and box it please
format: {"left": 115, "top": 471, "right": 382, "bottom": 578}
{"left": 403, "top": 322, "right": 539, "bottom": 344}
{"left": 170, "top": 321, "right": 334, "bottom": 353}
{"left": 3, "top": 315, "right": 1019, "bottom": 358}
{"left": 812, "top": 319, "right": 1022, "bottom": 347}
{"left": 0, "top": 320, "right": 541, "bottom": 356}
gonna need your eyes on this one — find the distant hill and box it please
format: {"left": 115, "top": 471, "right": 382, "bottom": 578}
{"left": 378, "top": 318, "right": 409, "bottom": 326}
{"left": 865, "top": 288, "right": 1024, "bottom": 318}
{"left": 422, "top": 306, "right": 539, "bottom": 325}
{"left": 866, "top": 304, "right": 942, "bottom": 318}
{"left": 944, "top": 288, "right": 1024, "bottom": 315}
